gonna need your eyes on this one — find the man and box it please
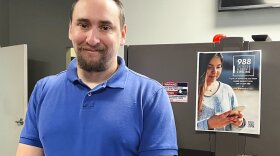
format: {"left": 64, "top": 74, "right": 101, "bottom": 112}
{"left": 16, "top": 0, "right": 178, "bottom": 155}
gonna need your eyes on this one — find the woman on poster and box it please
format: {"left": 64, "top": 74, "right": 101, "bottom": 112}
{"left": 197, "top": 53, "right": 246, "bottom": 131}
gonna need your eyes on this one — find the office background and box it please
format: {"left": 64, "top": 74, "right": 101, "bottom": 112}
{"left": 1, "top": 0, "right": 280, "bottom": 94}
{"left": 1, "top": 0, "right": 280, "bottom": 155}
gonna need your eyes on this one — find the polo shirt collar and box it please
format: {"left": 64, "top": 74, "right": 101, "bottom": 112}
{"left": 66, "top": 56, "right": 128, "bottom": 89}
{"left": 66, "top": 58, "right": 79, "bottom": 82}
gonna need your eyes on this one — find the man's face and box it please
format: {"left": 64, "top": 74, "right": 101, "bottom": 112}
{"left": 69, "top": 0, "right": 126, "bottom": 72}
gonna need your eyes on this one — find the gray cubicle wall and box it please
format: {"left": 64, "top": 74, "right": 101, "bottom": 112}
{"left": 124, "top": 41, "right": 280, "bottom": 156}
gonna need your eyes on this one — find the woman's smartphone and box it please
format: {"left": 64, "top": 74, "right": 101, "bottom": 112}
{"left": 232, "top": 106, "right": 246, "bottom": 112}
{"left": 227, "top": 106, "right": 246, "bottom": 117}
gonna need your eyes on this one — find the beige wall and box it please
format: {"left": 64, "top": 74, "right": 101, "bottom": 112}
{"left": 123, "top": 0, "right": 280, "bottom": 45}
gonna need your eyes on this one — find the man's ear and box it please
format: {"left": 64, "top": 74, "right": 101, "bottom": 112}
{"left": 68, "top": 22, "right": 73, "bottom": 40}
{"left": 120, "top": 24, "right": 127, "bottom": 46}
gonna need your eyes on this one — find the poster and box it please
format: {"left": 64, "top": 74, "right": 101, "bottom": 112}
{"left": 195, "top": 50, "right": 261, "bottom": 134}
{"left": 163, "top": 81, "right": 188, "bottom": 103}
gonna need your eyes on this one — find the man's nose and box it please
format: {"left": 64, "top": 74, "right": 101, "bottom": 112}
{"left": 86, "top": 29, "right": 100, "bottom": 46}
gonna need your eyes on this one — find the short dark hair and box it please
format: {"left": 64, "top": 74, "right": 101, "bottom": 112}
{"left": 69, "top": 0, "right": 125, "bottom": 29}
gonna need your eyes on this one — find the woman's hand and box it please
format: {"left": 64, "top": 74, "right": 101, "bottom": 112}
{"left": 207, "top": 111, "right": 232, "bottom": 129}
{"left": 228, "top": 111, "right": 244, "bottom": 127}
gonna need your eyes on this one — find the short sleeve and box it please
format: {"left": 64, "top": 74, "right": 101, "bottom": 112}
{"left": 19, "top": 81, "right": 43, "bottom": 148}
{"left": 139, "top": 88, "right": 178, "bottom": 156}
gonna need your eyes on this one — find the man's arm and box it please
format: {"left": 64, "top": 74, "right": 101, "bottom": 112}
{"left": 139, "top": 88, "right": 178, "bottom": 156}
{"left": 16, "top": 143, "right": 44, "bottom": 156}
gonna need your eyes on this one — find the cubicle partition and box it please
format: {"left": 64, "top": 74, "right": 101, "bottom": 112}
{"left": 124, "top": 40, "right": 280, "bottom": 156}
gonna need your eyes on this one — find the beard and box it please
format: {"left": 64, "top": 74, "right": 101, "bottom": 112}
{"left": 76, "top": 43, "right": 109, "bottom": 72}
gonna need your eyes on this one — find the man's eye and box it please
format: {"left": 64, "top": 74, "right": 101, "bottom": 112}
{"left": 100, "top": 25, "right": 111, "bottom": 31}
{"left": 78, "top": 23, "right": 88, "bottom": 29}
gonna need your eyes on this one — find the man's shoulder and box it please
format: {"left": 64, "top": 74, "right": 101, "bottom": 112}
{"left": 126, "top": 68, "right": 163, "bottom": 89}
{"left": 29, "top": 70, "right": 68, "bottom": 100}
{"left": 36, "top": 70, "right": 67, "bottom": 88}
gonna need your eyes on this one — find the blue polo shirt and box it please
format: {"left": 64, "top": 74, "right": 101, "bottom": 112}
{"left": 19, "top": 57, "right": 178, "bottom": 156}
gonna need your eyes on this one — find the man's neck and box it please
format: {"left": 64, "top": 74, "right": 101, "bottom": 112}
{"left": 77, "top": 61, "right": 119, "bottom": 89}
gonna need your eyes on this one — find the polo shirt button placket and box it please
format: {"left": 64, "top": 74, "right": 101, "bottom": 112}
{"left": 88, "top": 92, "right": 92, "bottom": 97}
{"left": 82, "top": 92, "right": 94, "bottom": 108}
